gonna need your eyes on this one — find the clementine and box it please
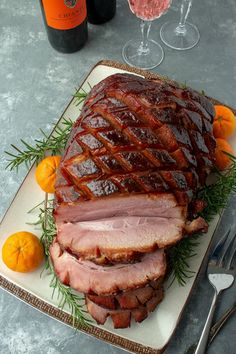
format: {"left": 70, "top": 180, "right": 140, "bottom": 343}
{"left": 215, "top": 138, "right": 233, "bottom": 170}
{"left": 35, "top": 155, "right": 61, "bottom": 193}
{"left": 213, "top": 105, "right": 236, "bottom": 139}
{"left": 2, "top": 231, "right": 44, "bottom": 273}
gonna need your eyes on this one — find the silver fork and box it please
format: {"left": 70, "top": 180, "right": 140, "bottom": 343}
{"left": 194, "top": 228, "right": 236, "bottom": 354}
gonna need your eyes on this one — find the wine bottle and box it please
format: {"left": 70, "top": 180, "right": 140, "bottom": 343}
{"left": 40, "top": 0, "right": 88, "bottom": 53}
{"left": 86, "top": 0, "right": 116, "bottom": 25}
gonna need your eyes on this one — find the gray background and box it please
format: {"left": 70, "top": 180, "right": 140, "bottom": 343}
{"left": 0, "top": 0, "right": 236, "bottom": 353}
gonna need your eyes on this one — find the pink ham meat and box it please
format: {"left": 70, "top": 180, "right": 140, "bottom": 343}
{"left": 54, "top": 192, "right": 187, "bottom": 224}
{"left": 57, "top": 216, "right": 185, "bottom": 262}
{"left": 50, "top": 240, "right": 166, "bottom": 295}
{"left": 86, "top": 288, "right": 164, "bottom": 328}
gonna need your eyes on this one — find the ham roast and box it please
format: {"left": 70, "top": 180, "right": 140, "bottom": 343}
{"left": 50, "top": 73, "right": 216, "bottom": 328}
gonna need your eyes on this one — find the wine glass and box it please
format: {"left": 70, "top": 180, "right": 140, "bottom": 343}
{"left": 160, "top": 0, "right": 200, "bottom": 50}
{"left": 122, "top": 0, "right": 172, "bottom": 70}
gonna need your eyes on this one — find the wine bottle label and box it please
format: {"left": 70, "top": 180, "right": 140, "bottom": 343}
{"left": 42, "top": 0, "right": 87, "bottom": 30}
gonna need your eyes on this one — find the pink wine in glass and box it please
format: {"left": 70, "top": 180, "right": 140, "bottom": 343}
{"left": 123, "top": 0, "right": 172, "bottom": 69}
{"left": 128, "top": 0, "right": 171, "bottom": 20}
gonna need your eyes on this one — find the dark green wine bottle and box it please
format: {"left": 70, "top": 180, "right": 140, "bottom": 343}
{"left": 86, "top": 0, "right": 116, "bottom": 25}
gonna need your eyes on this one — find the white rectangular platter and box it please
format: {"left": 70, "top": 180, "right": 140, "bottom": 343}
{"left": 0, "top": 60, "right": 234, "bottom": 354}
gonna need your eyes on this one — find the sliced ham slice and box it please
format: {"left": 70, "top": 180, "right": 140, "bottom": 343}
{"left": 86, "top": 288, "right": 164, "bottom": 328}
{"left": 116, "top": 286, "right": 154, "bottom": 309}
{"left": 87, "top": 278, "right": 163, "bottom": 310}
{"left": 57, "top": 216, "right": 185, "bottom": 262}
{"left": 50, "top": 240, "right": 166, "bottom": 295}
{"left": 54, "top": 193, "right": 187, "bottom": 224}
{"left": 87, "top": 294, "right": 116, "bottom": 310}
{"left": 86, "top": 298, "right": 132, "bottom": 328}
{"left": 111, "top": 311, "right": 132, "bottom": 329}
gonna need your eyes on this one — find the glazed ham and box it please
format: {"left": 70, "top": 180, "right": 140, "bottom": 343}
{"left": 51, "top": 73, "right": 216, "bottom": 328}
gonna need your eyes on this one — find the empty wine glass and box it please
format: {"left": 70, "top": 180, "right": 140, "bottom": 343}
{"left": 160, "top": 0, "right": 200, "bottom": 50}
{"left": 122, "top": 0, "right": 172, "bottom": 70}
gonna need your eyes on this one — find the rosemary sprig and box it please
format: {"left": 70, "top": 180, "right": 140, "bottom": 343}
{"left": 178, "top": 81, "right": 188, "bottom": 89}
{"left": 29, "top": 200, "right": 92, "bottom": 327}
{"left": 5, "top": 117, "right": 74, "bottom": 171}
{"left": 50, "top": 273, "right": 91, "bottom": 328}
{"left": 198, "top": 153, "right": 236, "bottom": 222}
{"left": 168, "top": 234, "right": 200, "bottom": 286}
{"left": 73, "top": 88, "right": 88, "bottom": 106}
{"left": 169, "top": 154, "right": 236, "bottom": 286}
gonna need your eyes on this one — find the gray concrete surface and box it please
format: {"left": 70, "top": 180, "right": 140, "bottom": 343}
{"left": 0, "top": 0, "right": 236, "bottom": 353}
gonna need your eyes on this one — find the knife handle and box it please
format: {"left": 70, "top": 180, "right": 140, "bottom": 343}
{"left": 209, "top": 300, "right": 236, "bottom": 344}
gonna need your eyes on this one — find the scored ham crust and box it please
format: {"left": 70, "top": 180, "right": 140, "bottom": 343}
{"left": 50, "top": 73, "right": 216, "bottom": 327}
{"left": 54, "top": 73, "right": 215, "bottom": 212}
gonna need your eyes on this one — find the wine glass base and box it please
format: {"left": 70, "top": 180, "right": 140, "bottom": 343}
{"left": 122, "top": 39, "right": 164, "bottom": 70}
{"left": 160, "top": 21, "right": 200, "bottom": 50}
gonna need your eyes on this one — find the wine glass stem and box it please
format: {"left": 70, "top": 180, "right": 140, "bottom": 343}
{"left": 176, "top": 0, "right": 192, "bottom": 35}
{"left": 139, "top": 20, "right": 152, "bottom": 55}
